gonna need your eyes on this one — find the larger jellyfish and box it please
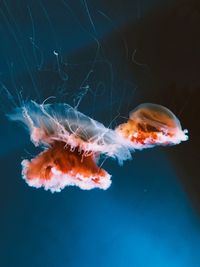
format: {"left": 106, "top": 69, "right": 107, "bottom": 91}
{"left": 8, "top": 101, "right": 188, "bottom": 192}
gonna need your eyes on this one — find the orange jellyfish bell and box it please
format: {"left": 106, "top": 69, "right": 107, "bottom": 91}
{"left": 116, "top": 103, "right": 188, "bottom": 148}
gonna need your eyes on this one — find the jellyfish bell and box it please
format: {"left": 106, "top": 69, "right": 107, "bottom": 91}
{"left": 116, "top": 103, "right": 188, "bottom": 148}
{"left": 9, "top": 101, "right": 132, "bottom": 161}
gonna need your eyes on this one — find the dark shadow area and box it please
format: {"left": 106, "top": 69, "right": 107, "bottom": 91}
{"left": 118, "top": 0, "right": 200, "bottom": 212}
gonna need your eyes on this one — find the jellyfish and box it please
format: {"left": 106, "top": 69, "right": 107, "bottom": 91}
{"left": 116, "top": 103, "right": 188, "bottom": 149}
{"left": 8, "top": 101, "right": 131, "bottom": 192}
{"left": 7, "top": 101, "right": 188, "bottom": 192}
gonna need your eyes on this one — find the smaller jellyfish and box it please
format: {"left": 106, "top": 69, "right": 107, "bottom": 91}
{"left": 7, "top": 101, "right": 188, "bottom": 192}
{"left": 116, "top": 103, "right": 188, "bottom": 149}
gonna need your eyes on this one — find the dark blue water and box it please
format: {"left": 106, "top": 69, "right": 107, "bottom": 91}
{"left": 0, "top": 1, "right": 199, "bottom": 267}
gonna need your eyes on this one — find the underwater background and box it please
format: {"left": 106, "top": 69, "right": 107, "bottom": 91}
{"left": 0, "top": 0, "right": 200, "bottom": 266}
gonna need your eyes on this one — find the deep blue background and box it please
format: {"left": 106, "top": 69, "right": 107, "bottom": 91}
{"left": 0, "top": 1, "right": 200, "bottom": 267}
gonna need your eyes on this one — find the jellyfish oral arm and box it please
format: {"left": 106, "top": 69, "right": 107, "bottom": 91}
{"left": 21, "top": 141, "right": 111, "bottom": 192}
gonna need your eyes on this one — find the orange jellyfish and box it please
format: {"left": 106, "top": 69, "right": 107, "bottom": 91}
{"left": 8, "top": 101, "right": 131, "bottom": 192}
{"left": 116, "top": 103, "right": 188, "bottom": 148}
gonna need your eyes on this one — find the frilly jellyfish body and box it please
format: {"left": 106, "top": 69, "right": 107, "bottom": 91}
{"left": 8, "top": 101, "right": 188, "bottom": 192}
{"left": 8, "top": 101, "right": 131, "bottom": 192}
